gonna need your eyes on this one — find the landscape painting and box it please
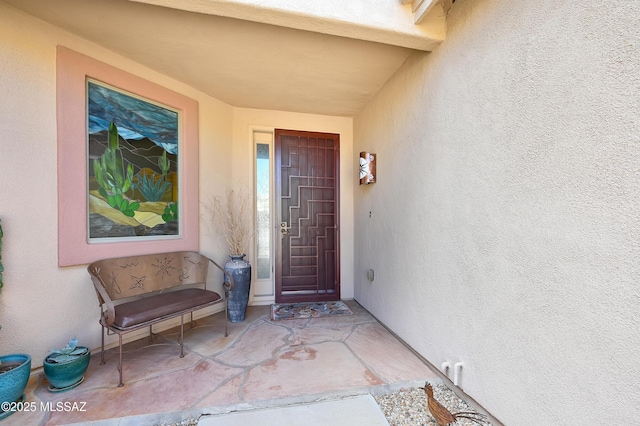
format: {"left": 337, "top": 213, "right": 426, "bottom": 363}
{"left": 87, "top": 80, "right": 179, "bottom": 240}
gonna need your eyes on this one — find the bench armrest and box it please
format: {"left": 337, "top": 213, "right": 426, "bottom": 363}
{"left": 204, "top": 256, "right": 235, "bottom": 297}
{"left": 89, "top": 273, "right": 116, "bottom": 327}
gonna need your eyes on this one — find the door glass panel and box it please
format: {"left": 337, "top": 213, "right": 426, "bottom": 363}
{"left": 256, "top": 143, "right": 271, "bottom": 279}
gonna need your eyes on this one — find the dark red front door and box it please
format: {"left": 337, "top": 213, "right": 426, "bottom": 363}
{"left": 275, "top": 129, "right": 340, "bottom": 303}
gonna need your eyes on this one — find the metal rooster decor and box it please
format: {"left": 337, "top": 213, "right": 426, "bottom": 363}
{"left": 423, "top": 382, "right": 488, "bottom": 426}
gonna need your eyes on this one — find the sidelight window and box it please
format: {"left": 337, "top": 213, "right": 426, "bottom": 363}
{"left": 255, "top": 139, "right": 272, "bottom": 280}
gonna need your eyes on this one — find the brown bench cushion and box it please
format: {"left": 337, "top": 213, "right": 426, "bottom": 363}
{"left": 112, "top": 288, "right": 222, "bottom": 329}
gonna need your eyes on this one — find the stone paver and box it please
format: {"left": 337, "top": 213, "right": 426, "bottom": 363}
{"left": 242, "top": 341, "right": 384, "bottom": 401}
{"left": 215, "top": 320, "right": 290, "bottom": 366}
{"left": 288, "top": 324, "right": 354, "bottom": 346}
{"left": 346, "top": 322, "right": 436, "bottom": 383}
{"left": 15, "top": 301, "right": 436, "bottom": 425}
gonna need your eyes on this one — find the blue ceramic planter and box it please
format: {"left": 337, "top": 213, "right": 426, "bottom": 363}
{"left": 43, "top": 347, "right": 90, "bottom": 391}
{"left": 0, "top": 354, "right": 31, "bottom": 420}
{"left": 225, "top": 254, "right": 251, "bottom": 323}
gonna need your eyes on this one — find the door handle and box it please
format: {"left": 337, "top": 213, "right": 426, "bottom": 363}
{"left": 280, "top": 222, "right": 290, "bottom": 235}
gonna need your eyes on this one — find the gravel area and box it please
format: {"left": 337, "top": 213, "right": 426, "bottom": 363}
{"left": 374, "top": 382, "right": 492, "bottom": 426}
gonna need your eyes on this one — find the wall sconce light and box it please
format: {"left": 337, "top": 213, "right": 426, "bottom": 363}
{"left": 359, "top": 152, "right": 376, "bottom": 185}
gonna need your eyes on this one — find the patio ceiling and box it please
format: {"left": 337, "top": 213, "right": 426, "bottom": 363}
{"left": 2, "top": 0, "right": 445, "bottom": 117}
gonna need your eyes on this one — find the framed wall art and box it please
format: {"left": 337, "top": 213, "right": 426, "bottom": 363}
{"left": 56, "top": 46, "right": 199, "bottom": 266}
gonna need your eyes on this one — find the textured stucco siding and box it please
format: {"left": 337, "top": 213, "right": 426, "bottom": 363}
{"left": 354, "top": 0, "right": 640, "bottom": 424}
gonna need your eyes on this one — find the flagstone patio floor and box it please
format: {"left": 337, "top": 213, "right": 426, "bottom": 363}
{"left": 8, "top": 300, "right": 438, "bottom": 425}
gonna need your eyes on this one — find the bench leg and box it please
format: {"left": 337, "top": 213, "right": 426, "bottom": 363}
{"left": 100, "top": 325, "right": 106, "bottom": 365}
{"left": 179, "top": 315, "right": 185, "bottom": 358}
{"left": 118, "top": 333, "right": 124, "bottom": 387}
{"left": 224, "top": 299, "right": 228, "bottom": 337}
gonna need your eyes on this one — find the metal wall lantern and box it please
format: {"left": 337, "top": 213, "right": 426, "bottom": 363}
{"left": 359, "top": 152, "right": 376, "bottom": 185}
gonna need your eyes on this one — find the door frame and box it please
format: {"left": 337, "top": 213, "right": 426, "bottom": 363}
{"left": 274, "top": 129, "right": 341, "bottom": 303}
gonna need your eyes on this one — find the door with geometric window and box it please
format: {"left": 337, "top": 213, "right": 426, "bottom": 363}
{"left": 274, "top": 129, "right": 340, "bottom": 303}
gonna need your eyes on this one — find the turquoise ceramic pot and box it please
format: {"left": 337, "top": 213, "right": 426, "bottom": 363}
{"left": 0, "top": 354, "right": 31, "bottom": 419}
{"left": 43, "top": 347, "right": 90, "bottom": 391}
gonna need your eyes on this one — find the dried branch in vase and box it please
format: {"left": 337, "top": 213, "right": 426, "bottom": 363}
{"left": 202, "top": 187, "right": 255, "bottom": 256}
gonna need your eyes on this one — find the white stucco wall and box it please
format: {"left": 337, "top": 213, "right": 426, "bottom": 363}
{"left": 354, "top": 0, "right": 640, "bottom": 424}
{"left": 231, "top": 108, "right": 354, "bottom": 303}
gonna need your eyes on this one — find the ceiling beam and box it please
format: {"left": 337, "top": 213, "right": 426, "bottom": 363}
{"left": 412, "top": 0, "right": 439, "bottom": 24}
{"left": 128, "top": 0, "right": 445, "bottom": 51}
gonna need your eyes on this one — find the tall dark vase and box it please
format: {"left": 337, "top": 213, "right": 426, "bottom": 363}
{"left": 224, "top": 254, "right": 251, "bottom": 323}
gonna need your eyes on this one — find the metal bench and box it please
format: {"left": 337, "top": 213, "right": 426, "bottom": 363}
{"left": 87, "top": 251, "right": 233, "bottom": 386}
